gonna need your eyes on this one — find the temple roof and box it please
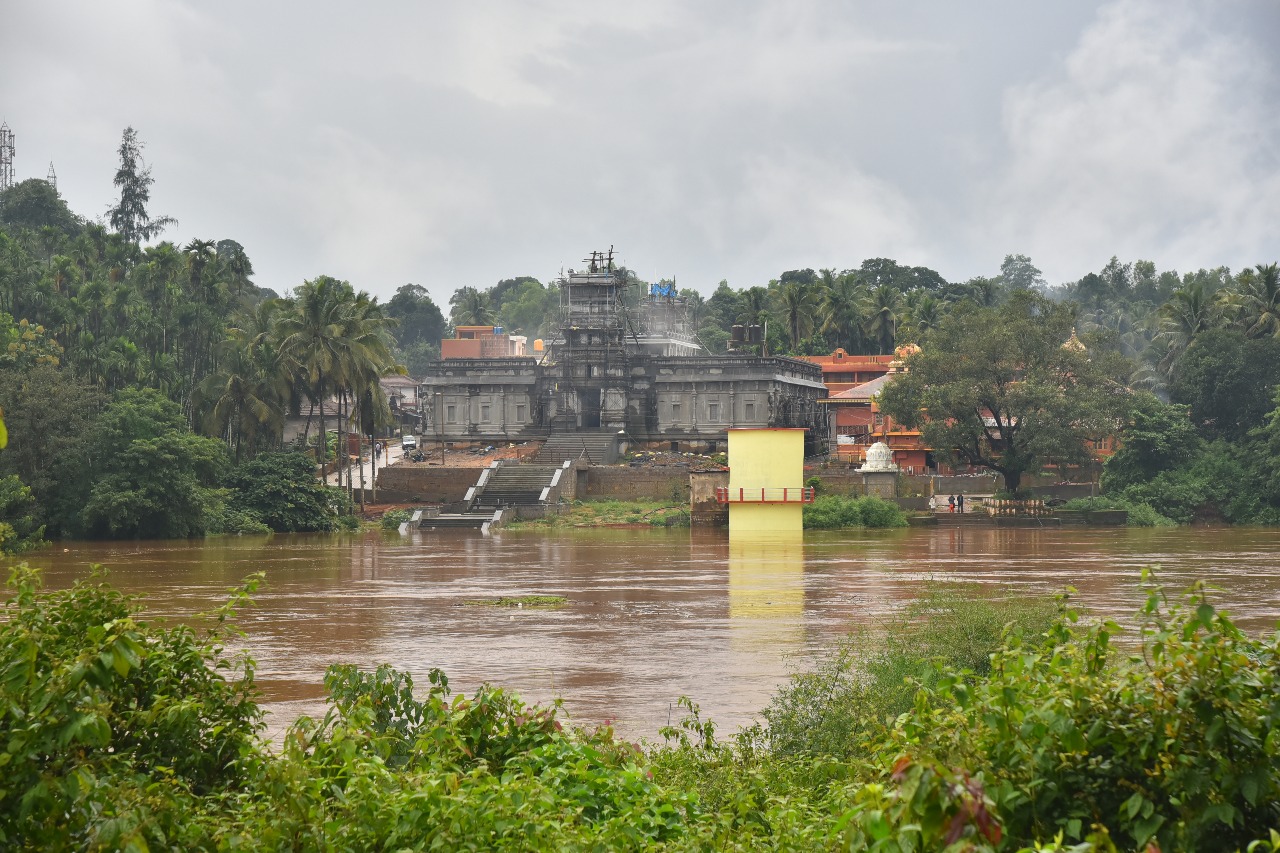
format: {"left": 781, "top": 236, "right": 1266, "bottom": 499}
{"left": 823, "top": 372, "right": 895, "bottom": 402}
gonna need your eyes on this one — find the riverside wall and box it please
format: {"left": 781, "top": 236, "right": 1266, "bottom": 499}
{"left": 374, "top": 467, "right": 483, "bottom": 503}
{"left": 584, "top": 466, "right": 692, "bottom": 502}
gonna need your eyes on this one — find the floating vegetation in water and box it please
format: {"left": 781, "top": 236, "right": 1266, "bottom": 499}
{"left": 461, "top": 595, "right": 567, "bottom": 607}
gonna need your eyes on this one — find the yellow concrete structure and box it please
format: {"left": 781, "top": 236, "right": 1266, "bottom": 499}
{"left": 723, "top": 428, "right": 810, "bottom": 532}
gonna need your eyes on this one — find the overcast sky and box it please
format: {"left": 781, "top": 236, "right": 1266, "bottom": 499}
{"left": 4, "top": 0, "right": 1278, "bottom": 305}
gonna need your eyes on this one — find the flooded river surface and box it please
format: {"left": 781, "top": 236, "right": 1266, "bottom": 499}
{"left": 20, "top": 526, "right": 1280, "bottom": 739}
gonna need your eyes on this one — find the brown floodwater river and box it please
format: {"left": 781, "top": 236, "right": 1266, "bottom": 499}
{"left": 15, "top": 526, "right": 1280, "bottom": 740}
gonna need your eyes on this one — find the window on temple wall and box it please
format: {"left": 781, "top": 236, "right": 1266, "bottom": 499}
{"left": 708, "top": 402, "right": 720, "bottom": 421}
{"left": 745, "top": 402, "right": 755, "bottom": 420}
{"left": 671, "top": 401, "right": 681, "bottom": 420}
{"left": 515, "top": 404, "right": 526, "bottom": 422}
{"left": 481, "top": 405, "right": 491, "bottom": 422}
{"left": 446, "top": 405, "right": 457, "bottom": 423}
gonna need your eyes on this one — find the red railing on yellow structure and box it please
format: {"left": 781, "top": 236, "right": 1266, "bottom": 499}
{"left": 714, "top": 487, "right": 815, "bottom": 504}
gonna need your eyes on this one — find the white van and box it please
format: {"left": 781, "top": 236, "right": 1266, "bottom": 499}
{"left": 401, "top": 434, "right": 418, "bottom": 451}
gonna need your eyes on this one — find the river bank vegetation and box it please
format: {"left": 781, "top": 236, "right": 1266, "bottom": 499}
{"left": 1, "top": 128, "right": 1278, "bottom": 540}
{"left": 3, "top": 564, "right": 1277, "bottom": 851}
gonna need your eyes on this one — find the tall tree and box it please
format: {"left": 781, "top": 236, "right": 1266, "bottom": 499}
{"left": 386, "top": 283, "right": 446, "bottom": 347}
{"left": 878, "top": 291, "right": 1131, "bottom": 493}
{"left": 862, "top": 283, "right": 901, "bottom": 354}
{"left": 772, "top": 279, "right": 815, "bottom": 352}
{"left": 107, "top": 128, "right": 176, "bottom": 244}
{"left": 449, "top": 286, "right": 494, "bottom": 326}
{"left": 999, "top": 254, "right": 1045, "bottom": 292}
{"left": 819, "top": 272, "right": 866, "bottom": 352}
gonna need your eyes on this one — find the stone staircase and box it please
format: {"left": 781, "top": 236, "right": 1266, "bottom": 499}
{"left": 402, "top": 507, "right": 500, "bottom": 532}
{"left": 534, "top": 430, "right": 621, "bottom": 465}
{"left": 470, "top": 463, "right": 562, "bottom": 510}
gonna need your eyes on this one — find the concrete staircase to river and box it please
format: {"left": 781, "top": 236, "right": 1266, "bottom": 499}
{"left": 469, "top": 463, "right": 563, "bottom": 511}
{"left": 534, "top": 430, "right": 620, "bottom": 465}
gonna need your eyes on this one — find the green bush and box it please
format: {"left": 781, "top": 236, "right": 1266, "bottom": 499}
{"left": 891, "top": 574, "right": 1280, "bottom": 850}
{"left": 803, "top": 494, "right": 907, "bottom": 529}
{"left": 380, "top": 507, "right": 414, "bottom": 529}
{"left": 0, "top": 474, "right": 46, "bottom": 553}
{"left": 1060, "top": 496, "right": 1175, "bottom": 527}
{"left": 225, "top": 452, "right": 339, "bottom": 532}
{"left": 206, "top": 501, "right": 272, "bottom": 535}
{"left": 0, "top": 565, "right": 262, "bottom": 848}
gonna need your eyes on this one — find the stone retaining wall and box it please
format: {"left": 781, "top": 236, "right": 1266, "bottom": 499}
{"left": 374, "top": 466, "right": 483, "bottom": 503}
{"left": 584, "top": 466, "right": 691, "bottom": 502}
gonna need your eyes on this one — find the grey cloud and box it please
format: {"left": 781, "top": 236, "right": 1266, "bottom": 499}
{"left": 3, "top": 0, "right": 1275, "bottom": 304}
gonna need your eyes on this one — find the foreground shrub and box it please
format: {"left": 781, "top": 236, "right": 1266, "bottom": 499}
{"left": 381, "top": 507, "right": 415, "bottom": 529}
{"left": 6, "top": 565, "right": 1279, "bottom": 851}
{"left": 763, "top": 585, "right": 1057, "bottom": 761}
{"left": 0, "top": 565, "right": 262, "bottom": 849}
{"left": 889, "top": 574, "right": 1280, "bottom": 849}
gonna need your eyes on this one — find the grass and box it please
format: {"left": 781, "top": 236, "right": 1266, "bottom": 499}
{"left": 506, "top": 499, "right": 689, "bottom": 529}
{"left": 461, "top": 595, "right": 567, "bottom": 607}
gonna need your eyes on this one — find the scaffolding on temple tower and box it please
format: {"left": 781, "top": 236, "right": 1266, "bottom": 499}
{"left": 552, "top": 246, "right": 632, "bottom": 429}
{"left": 0, "top": 122, "right": 14, "bottom": 192}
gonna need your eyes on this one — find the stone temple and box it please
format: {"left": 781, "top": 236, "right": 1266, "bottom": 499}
{"left": 420, "top": 249, "right": 828, "bottom": 455}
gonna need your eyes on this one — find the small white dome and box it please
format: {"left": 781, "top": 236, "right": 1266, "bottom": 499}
{"left": 860, "top": 441, "right": 898, "bottom": 472}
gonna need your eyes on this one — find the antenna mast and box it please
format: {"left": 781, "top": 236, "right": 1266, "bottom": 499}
{"left": 0, "top": 122, "right": 14, "bottom": 192}
{"left": 46, "top": 162, "right": 56, "bottom": 192}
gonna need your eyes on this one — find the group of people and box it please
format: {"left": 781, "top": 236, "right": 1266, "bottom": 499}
{"left": 929, "top": 493, "right": 966, "bottom": 513}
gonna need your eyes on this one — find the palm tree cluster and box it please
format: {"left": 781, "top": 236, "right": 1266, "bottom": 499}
{"left": 692, "top": 260, "right": 988, "bottom": 356}
{"left": 0, "top": 184, "right": 402, "bottom": 475}
{"left": 1055, "top": 258, "right": 1280, "bottom": 386}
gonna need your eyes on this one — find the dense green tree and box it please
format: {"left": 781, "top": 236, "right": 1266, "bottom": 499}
{"left": 998, "top": 253, "right": 1045, "bottom": 291}
{"left": 498, "top": 279, "right": 556, "bottom": 336}
{"left": 1169, "top": 329, "right": 1280, "bottom": 441}
{"left": 0, "top": 178, "right": 81, "bottom": 233}
{"left": 107, "top": 127, "right": 176, "bottom": 244}
{"left": 1237, "top": 262, "right": 1280, "bottom": 338}
{"left": 385, "top": 283, "right": 447, "bottom": 348}
{"left": 449, "top": 286, "right": 494, "bottom": 326}
{"left": 224, "top": 452, "right": 339, "bottom": 532}
{"left": 818, "top": 272, "right": 866, "bottom": 352}
{"left": 0, "top": 364, "right": 104, "bottom": 534}
{"left": 0, "top": 474, "right": 47, "bottom": 553}
{"left": 1101, "top": 393, "right": 1201, "bottom": 493}
{"left": 76, "top": 389, "right": 229, "bottom": 538}
{"left": 771, "top": 279, "right": 815, "bottom": 352}
{"left": 862, "top": 283, "right": 901, "bottom": 354}
{"left": 878, "top": 291, "right": 1131, "bottom": 493}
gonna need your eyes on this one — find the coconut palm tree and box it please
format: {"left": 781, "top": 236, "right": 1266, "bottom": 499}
{"left": 1239, "top": 262, "right": 1280, "bottom": 339}
{"left": 819, "top": 272, "right": 866, "bottom": 352}
{"left": 772, "top": 280, "right": 816, "bottom": 353}
{"left": 450, "top": 286, "right": 494, "bottom": 326}
{"left": 863, "top": 283, "right": 901, "bottom": 354}
{"left": 1156, "top": 280, "right": 1219, "bottom": 376}
{"left": 195, "top": 330, "right": 285, "bottom": 462}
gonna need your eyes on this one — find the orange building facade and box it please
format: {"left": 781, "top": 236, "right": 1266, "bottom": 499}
{"left": 802, "top": 346, "right": 934, "bottom": 473}
{"left": 441, "top": 326, "right": 527, "bottom": 359}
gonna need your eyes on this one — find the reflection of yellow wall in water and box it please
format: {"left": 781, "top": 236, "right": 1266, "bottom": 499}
{"left": 726, "top": 429, "right": 806, "bottom": 532}
{"left": 728, "top": 529, "right": 805, "bottom": 652}
{"left": 728, "top": 530, "right": 804, "bottom": 618}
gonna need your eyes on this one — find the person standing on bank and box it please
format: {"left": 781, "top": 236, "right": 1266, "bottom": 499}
{"left": 957, "top": 494, "right": 965, "bottom": 514}
{"left": 929, "top": 494, "right": 938, "bottom": 513}
{"left": 948, "top": 495, "right": 956, "bottom": 513}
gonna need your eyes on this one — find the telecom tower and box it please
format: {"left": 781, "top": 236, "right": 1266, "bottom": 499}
{"left": 46, "top": 162, "right": 56, "bottom": 192}
{"left": 0, "top": 122, "right": 14, "bottom": 192}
